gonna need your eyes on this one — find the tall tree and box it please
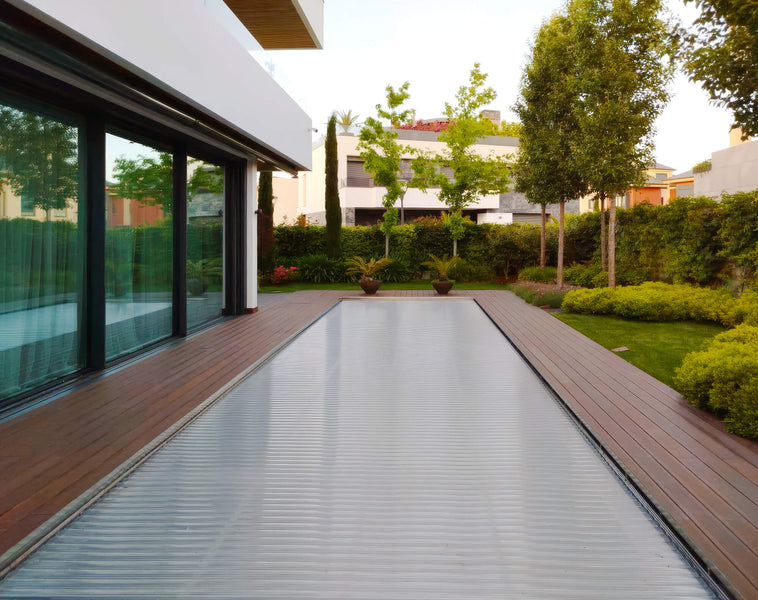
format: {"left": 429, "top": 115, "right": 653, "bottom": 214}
{"left": 335, "top": 109, "right": 360, "bottom": 135}
{"left": 569, "top": 0, "right": 675, "bottom": 287}
{"left": 513, "top": 13, "right": 587, "bottom": 284}
{"left": 417, "top": 64, "right": 511, "bottom": 255}
{"left": 683, "top": 0, "right": 758, "bottom": 137}
{"left": 257, "top": 171, "right": 275, "bottom": 272}
{"left": 111, "top": 152, "right": 173, "bottom": 212}
{"left": 358, "top": 83, "right": 416, "bottom": 257}
{"left": 325, "top": 114, "right": 342, "bottom": 258}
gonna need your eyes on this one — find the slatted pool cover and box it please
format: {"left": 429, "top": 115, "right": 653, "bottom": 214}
{"left": 0, "top": 300, "right": 717, "bottom": 599}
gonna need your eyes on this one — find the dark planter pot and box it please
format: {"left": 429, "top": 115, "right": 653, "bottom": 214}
{"left": 360, "top": 278, "right": 382, "bottom": 295}
{"left": 432, "top": 280, "right": 454, "bottom": 295}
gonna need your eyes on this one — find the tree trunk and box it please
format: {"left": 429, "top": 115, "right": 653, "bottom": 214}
{"left": 599, "top": 193, "right": 607, "bottom": 272}
{"left": 540, "top": 204, "right": 546, "bottom": 269}
{"left": 608, "top": 197, "right": 616, "bottom": 288}
{"left": 385, "top": 233, "right": 390, "bottom": 258}
{"left": 453, "top": 237, "right": 458, "bottom": 257}
{"left": 557, "top": 200, "right": 565, "bottom": 288}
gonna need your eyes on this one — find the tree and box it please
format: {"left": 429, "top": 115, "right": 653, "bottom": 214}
{"left": 0, "top": 106, "right": 79, "bottom": 213}
{"left": 111, "top": 152, "right": 173, "bottom": 212}
{"left": 257, "top": 171, "right": 275, "bottom": 272}
{"left": 683, "top": 0, "right": 758, "bottom": 137}
{"left": 417, "top": 64, "right": 511, "bottom": 255}
{"left": 335, "top": 109, "right": 360, "bottom": 135}
{"left": 358, "top": 82, "right": 416, "bottom": 257}
{"left": 513, "top": 14, "right": 587, "bottom": 285}
{"left": 325, "top": 114, "right": 342, "bottom": 258}
{"left": 568, "top": 0, "right": 675, "bottom": 287}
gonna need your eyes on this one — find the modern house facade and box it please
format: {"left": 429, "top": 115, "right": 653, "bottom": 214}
{"left": 0, "top": 0, "right": 322, "bottom": 412}
{"left": 694, "top": 128, "right": 758, "bottom": 198}
{"left": 578, "top": 163, "right": 676, "bottom": 212}
{"left": 288, "top": 128, "right": 579, "bottom": 226}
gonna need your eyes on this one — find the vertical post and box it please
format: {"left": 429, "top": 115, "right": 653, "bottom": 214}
{"left": 85, "top": 117, "right": 106, "bottom": 370}
{"left": 245, "top": 159, "right": 258, "bottom": 313}
{"left": 173, "top": 144, "right": 187, "bottom": 337}
{"left": 223, "top": 162, "right": 246, "bottom": 315}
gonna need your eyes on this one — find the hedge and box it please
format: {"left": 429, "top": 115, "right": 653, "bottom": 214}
{"left": 674, "top": 325, "right": 758, "bottom": 438}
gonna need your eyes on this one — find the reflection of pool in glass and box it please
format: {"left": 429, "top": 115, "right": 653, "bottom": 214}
{"left": 0, "top": 301, "right": 172, "bottom": 351}
{"left": 0, "top": 300, "right": 719, "bottom": 599}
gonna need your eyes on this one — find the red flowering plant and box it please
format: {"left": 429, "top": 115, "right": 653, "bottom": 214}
{"left": 396, "top": 119, "right": 453, "bottom": 132}
{"left": 268, "top": 265, "right": 298, "bottom": 285}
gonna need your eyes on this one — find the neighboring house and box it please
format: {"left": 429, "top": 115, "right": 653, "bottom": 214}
{"left": 290, "top": 122, "right": 579, "bottom": 226}
{"left": 578, "top": 163, "right": 675, "bottom": 212}
{"left": 694, "top": 128, "right": 758, "bottom": 198}
{"left": 0, "top": 0, "right": 322, "bottom": 405}
{"left": 663, "top": 170, "right": 695, "bottom": 200}
{"left": 272, "top": 174, "right": 300, "bottom": 224}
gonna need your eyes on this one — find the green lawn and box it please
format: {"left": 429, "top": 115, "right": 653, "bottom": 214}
{"left": 554, "top": 313, "right": 725, "bottom": 388}
{"left": 258, "top": 281, "right": 513, "bottom": 294}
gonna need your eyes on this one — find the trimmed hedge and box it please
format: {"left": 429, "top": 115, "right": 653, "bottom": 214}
{"left": 518, "top": 266, "right": 557, "bottom": 283}
{"left": 561, "top": 282, "right": 754, "bottom": 326}
{"left": 675, "top": 325, "right": 758, "bottom": 438}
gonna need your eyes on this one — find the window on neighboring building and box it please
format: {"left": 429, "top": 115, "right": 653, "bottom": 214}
{"left": 346, "top": 158, "right": 373, "bottom": 187}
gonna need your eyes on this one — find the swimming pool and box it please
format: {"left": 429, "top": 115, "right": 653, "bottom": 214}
{"left": 0, "top": 299, "right": 718, "bottom": 598}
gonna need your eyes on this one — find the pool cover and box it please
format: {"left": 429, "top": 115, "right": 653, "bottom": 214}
{"left": 0, "top": 299, "right": 718, "bottom": 599}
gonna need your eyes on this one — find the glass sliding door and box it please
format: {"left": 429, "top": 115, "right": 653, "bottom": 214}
{"left": 186, "top": 157, "right": 224, "bottom": 329}
{"left": 0, "top": 100, "right": 83, "bottom": 397}
{"left": 105, "top": 133, "right": 173, "bottom": 360}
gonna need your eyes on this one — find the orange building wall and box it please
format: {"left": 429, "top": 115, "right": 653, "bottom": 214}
{"left": 629, "top": 187, "right": 664, "bottom": 207}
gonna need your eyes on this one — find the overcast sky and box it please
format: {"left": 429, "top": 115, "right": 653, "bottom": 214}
{"left": 257, "top": 0, "right": 733, "bottom": 175}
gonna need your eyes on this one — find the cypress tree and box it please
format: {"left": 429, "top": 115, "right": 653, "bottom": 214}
{"left": 325, "top": 113, "right": 342, "bottom": 258}
{"left": 257, "top": 171, "right": 274, "bottom": 272}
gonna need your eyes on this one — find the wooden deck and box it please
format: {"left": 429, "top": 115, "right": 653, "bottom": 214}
{"left": 0, "top": 289, "right": 756, "bottom": 599}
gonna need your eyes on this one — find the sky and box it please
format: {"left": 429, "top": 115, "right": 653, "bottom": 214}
{"left": 256, "top": 0, "right": 734, "bottom": 175}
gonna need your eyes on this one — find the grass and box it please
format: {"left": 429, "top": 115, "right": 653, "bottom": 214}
{"left": 554, "top": 313, "right": 725, "bottom": 388}
{"left": 258, "top": 280, "right": 513, "bottom": 294}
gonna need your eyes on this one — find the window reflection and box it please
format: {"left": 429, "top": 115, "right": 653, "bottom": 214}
{"left": 187, "top": 157, "right": 224, "bottom": 329}
{"left": 0, "top": 101, "right": 83, "bottom": 397}
{"left": 105, "top": 134, "right": 173, "bottom": 359}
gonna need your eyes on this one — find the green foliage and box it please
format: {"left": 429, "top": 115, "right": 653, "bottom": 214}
{"left": 682, "top": 0, "right": 758, "bottom": 136}
{"left": 692, "top": 159, "right": 712, "bottom": 173}
{"left": 510, "top": 284, "right": 568, "bottom": 308}
{"left": 257, "top": 171, "right": 275, "bottom": 272}
{"left": 675, "top": 325, "right": 758, "bottom": 438}
{"left": 295, "top": 254, "right": 346, "bottom": 283}
{"left": 187, "top": 160, "right": 223, "bottom": 197}
{"left": 112, "top": 152, "right": 173, "bottom": 211}
{"left": 0, "top": 105, "right": 79, "bottom": 212}
{"left": 414, "top": 64, "right": 511, "bottom": 251}
{"left": 518, "top": 266, "right": 557, "bottom": 283}
{"left": 718, "top": 190, "right": 758, "bottom": 284}
{"left": 490, "top": 121, "right": 522, "bottom": 137}
{"left": 325, "top": 114, "right": 342, "bottom": 258}
{"left": 345, "top": 256, "right": 393, "bottom": 280}
{"left": 422, "top": 254, "right": 462, "bottom": 282}
{"left": 381, "top": 256, "right": 415, "bottom": 283}
{"left": 564, "top": 263, "right": 603, "bottom": 287}
{"left": 335, "top": 109, "right": 360, "bottom": 135}
{"left": 448, "top": 259, "right": 495, "bottom": 282}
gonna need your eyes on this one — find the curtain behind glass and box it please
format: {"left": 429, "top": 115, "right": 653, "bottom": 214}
{"left": 105, "top": 133, "right": 172, "bottom": 360}
{"left": 187, "top": 158, "right": 224, "bottom": 329}
{"left": 0, "top": 101, "right": 83, "bottom": 398}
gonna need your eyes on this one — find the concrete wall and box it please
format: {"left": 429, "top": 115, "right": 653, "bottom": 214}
{"left": 695, "top": 139, "right": 758, "bottom": 198}
{"left": 272, "top": 175, "right": 299, "bottom": 224}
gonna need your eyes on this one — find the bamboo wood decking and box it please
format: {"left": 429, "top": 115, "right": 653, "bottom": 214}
{"left": 0, "top": 289, "right": 756, "bottom": 599}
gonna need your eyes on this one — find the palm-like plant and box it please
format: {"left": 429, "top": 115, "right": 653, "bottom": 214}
{"left": 345, "top": 256, "right": 393, "bottom": 281}
{"left": 422, "top": 254, "right": 461, "bottom": 282}
{"left": 336, "top": 109, "right": 360, "bottom": 134}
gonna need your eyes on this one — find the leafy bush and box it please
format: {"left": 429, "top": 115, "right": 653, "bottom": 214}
{"left": 518, "top": 266, "right": 557, "bottom": 283}
{"left": 295, "top": 254, "right": 346, "bottom": 283}
{"left": 381, "top": 256, "right": 415, "bottom": 282}
{"left": 564, "top": 263, "right": 602, "bottom": 287}
{"left": 675, "top": 325, "right": 758, "bottom": 438}
{"left": 561, "top": 287, "right": 617, "bottom": 314}
{"left": 449, "top": 259, "right": 495, "bottom": 282}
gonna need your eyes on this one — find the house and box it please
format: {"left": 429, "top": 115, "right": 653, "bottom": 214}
{"left": 578, "top": 163, "right": 676, "bottom": 212}
{"left": 694, "top": 128, "right": 758, "bottom": 198}
{"left": 663, "top": 170, "right": 695, "bottom": 200}
{"left": 284, "top": 114, "right": 580, "bottom": 226}
{"left": 0, "top": 0, "right": 322, "bottom": 408}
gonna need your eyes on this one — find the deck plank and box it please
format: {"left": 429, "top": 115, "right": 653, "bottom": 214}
{"left": 0, "top": 289, "right": 756, "bottom": 599}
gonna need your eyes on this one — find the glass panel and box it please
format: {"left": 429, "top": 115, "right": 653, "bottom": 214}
{"left": 105, "top": 133, "right": 173, "bottom": 360}
{"left": 0, "top": 101, "right": 83, "bottom": 398}
{"left": 187, "top": 157, "right": 224, "bottom": 329}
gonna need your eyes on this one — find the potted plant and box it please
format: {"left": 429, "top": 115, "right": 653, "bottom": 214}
{"left": 345, "top": 256, "right": 393, "bottom": 295}
{"left": 422, "top": 254, "right": 461, "bottom": 295}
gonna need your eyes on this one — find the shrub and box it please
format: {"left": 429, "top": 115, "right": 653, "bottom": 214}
{"left": 518, "top": 266, "right": 557, "bottom": 283}
{"left": 675, "top": 325, "right": 758, "bottom": 438}
{"left": 564, "top": 263, "right": 602, "bottom": 287}
{"left": 295, "top": 254, "right": 346, "bottom": 283}
{"left": 561, "top": 287, "right": 616, "bottom": 314}
{"left": 381, "top": 256, "right": 415, "bottom": 282}
{"left": 449, "top": 259, "right": 495, "bottom": 282}
{"left": 268, "top": 265, "right": 298, "bottom": 285}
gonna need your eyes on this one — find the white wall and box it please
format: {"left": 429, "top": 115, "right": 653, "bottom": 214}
{"left": 695, "top": 139, "right": 758, "bottom": 198}
{"left": 477, "top": 213, "right": 514, "bottom": 225}
{"left": 10, "top": 0, "right": 313, "bottom": 170}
